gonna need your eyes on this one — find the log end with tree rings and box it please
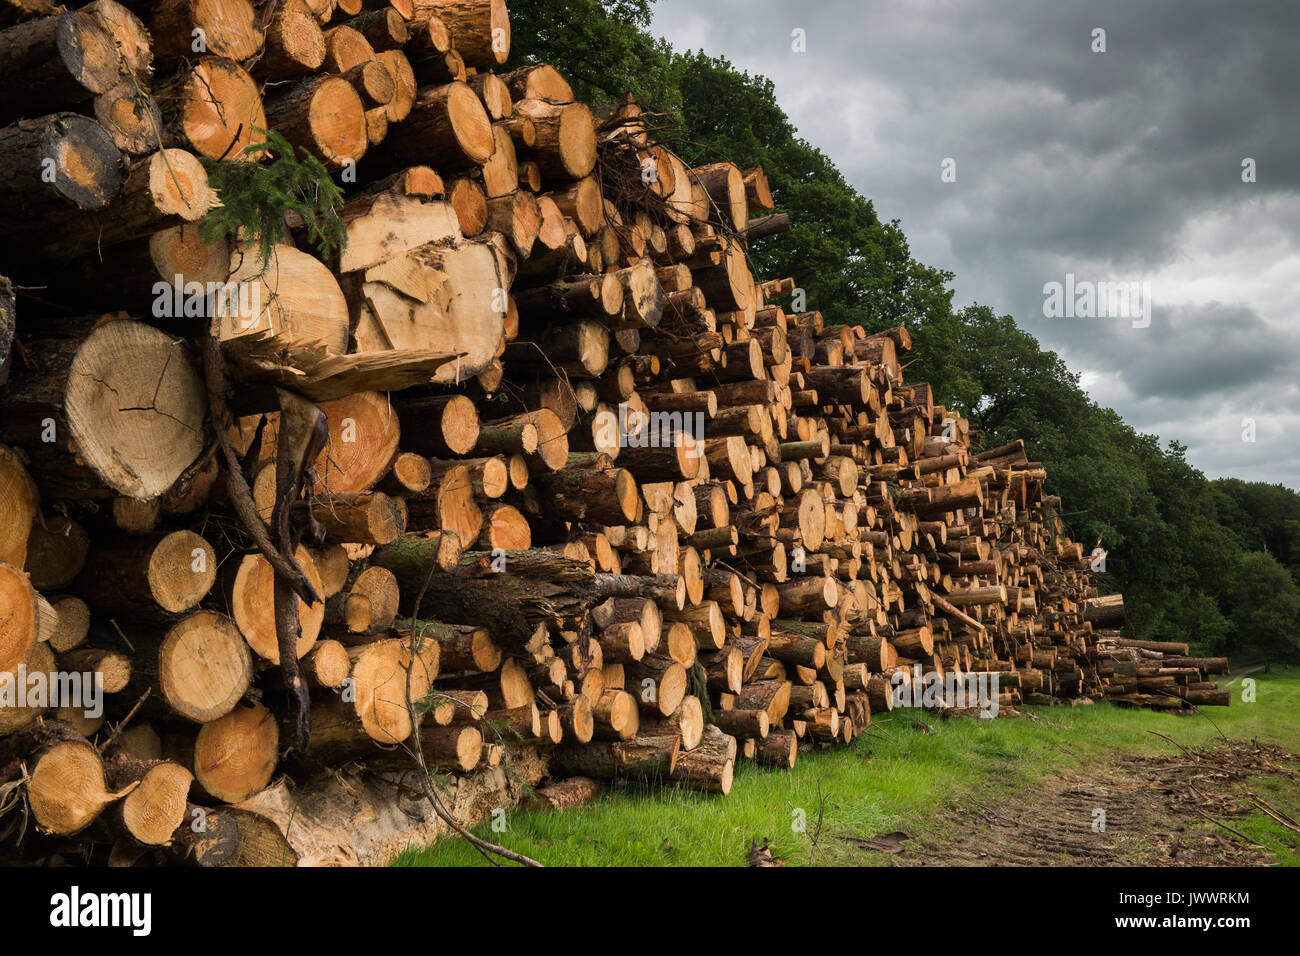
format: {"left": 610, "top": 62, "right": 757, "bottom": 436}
{"left": 479, "top": 503, "right": 532, "bottom": 551}
{"left": 57, "top": 10, "right": 124, "bottom": 96}
{"left": 0, "top": 561, "right": 38, "bottom": 674}
{"left": 159, "top": 610, "right": 253, "bottom": 723}
{"left": 305, "top": 639, "right": 351, "bottom": 689}
{"left": 264, "top": 0, "right": 326, "bottom": 75}
{"left": 150, "top": 222, "right": 231, "bottom": 287}
{"left": 94, "top": 81, "right": 162, "bottom": 155}
{"left": 0, "top": 446, "right": 38, "bottom": 567}
{"left": 426, "top": 724, "right": 483, "bottom": 771}
{"left": 377, "top": 49, "right": 416, "bottom": 122}
{"left": 28, "top": 113, "right": 125, "bottom": 212}
{"left": 0, "top": 643, "right": 53, "bottom": 735}
{"left": 448, "top": 176, "right": 487, "bottom": 234}
{"left": 485, "top": 0, "right": 511, "bottom": 64}
{"left": 230, "top": 546, "right": 325, "bottom": 663}
{"left": 63, "top": 319, "right": 207, "bottom": 501}
{"left": 313, "top": 390, "right": 401, "bottom": 495}
{"left": 142, "top": 148, "right": 217, "bottom": 222}
{"left": 27, "top": 740, "right": 132, "bottom": 835}
{"left": 187, "top": 0, "right": 265, "bottom": 63}
{"left": 305, "top": 75, "right": 369, "bottom": 168}
{"left": 350, "top": 638, "right": 433, "bottom": 744}
{"left": 193, "top": 701, "right": 280, "bottom": 803}
{"left": 675, "top": 695, "right": 705, "bottom": 750}
{"left": 114, "top": 759, "right": 194, "bottom": 846}
{"left": 47, "top": 595, "right": 91, "bottom": 653}
{"left": 175, "top": 57, "right": 266, "bottom": 162}
{"left": 223, "top": 243, "right": 350, "bottom": 354}
{"left": 438, "top": 394, "right": 481, "bottom": 456}
{"left": 555, "top": 102, "right": 598, "bottom": 178}
{"left": 148, "top": 529, "right": 217, "bottom": 613}
{"left": 444, "top": 79, "right": 496, "bottom": 163}
{"left": 514, "top": 98, "right": 597, "bottom": 180}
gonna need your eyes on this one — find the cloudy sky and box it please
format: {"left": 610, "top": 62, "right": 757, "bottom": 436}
{"left": 649, "top": 0, "right": 1300, "bottom": 488}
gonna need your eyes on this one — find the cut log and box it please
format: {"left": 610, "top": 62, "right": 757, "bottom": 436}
{"left": 104, "top": 753, "right": 193, "bottom": 846}
{"left": 75, "top": 530, "right": 216, "bottom": 617}
{"left": 0, "top": 561, "right": 38, "bottom": 674}
{"left": 640, "top": 694, "right": 704, "bottom": 750}
{"left": 264, "top": 73, "right": 369, "bottom": 168}
{"left": 229, "top": 546, "right": 325, "bottom": 663}
{"left": 670, "top": 723, "right": 734, "bottom": 794}
{"left": 314, "top": 490, "right": 407, "bottom": 545}
{"left": 512, "top": 98, "right": 596, "bottom": 180}
{"left": 397, "top": 619, "right": 499, "bottom": 673}
{"left": 755, "top": 728, "right": 796, "bottom": 768}
{"left": 310, "top": 391, "right": 401, "bottom": 495}
{"left": 0, "top": 114, "right": 123, "bottom": 230}
{"left": 712, "top": 708, "right": 770, "bottom": 740}
{"left": 403, "top": 461, "right": 482, "bottom": 543}
{"left": 551, "top": 733, "right": 680, "bottom": 781}
{"left": 377, "top": 48, "right": 416, "bottom": 122}
{"left": 368, "top": 79, "right": 494, "bottom": 169}
{"left": 592, "top": 688, "right": 639, "bottom": 740}
{"left": 421, "top": 0, "right": 509, "bottom": 65}
{"left": 370, "top": 531, "right": 466, "bottom": 579}
{"left": 343, "top": 566, "right": 401, "bottom": 634}
{"left": 219, "top": 244, "right": 350, "bottom": 356}
{"left": 502, "top": 63, "right": 572, "bottom": 103}
{"left": 93, "top": 80, "right": 162, "bottom": 155}
{"left": 0, "top": 445, "right": 38, "bottom": 567}
{"left": 349, "top": 637, "right": 436, "bottom": 744}
{"left": 255, "top": 0, "right": 327, "bottom": 80}
{"left": 193, "top": 701, "right": 279, "bottom": 803}
{"left": 27, "top": 735, "right": 132, "bottom": 835}
{"left": 140, "top": 0, "right": 264, "bottom": 67}
{"left": 164, "top": 57, "right": 266, "bottom": 161}
{"left": 0, "top": 11, "right": 121, "bottom": 124}
{"left": 623, "top": 656, "right": 686, "bottom": 716}
{"left": 0, "top": 318, "right": 206, "bottom": 500}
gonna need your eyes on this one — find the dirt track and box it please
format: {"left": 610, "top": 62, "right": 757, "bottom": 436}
{"left": 847, "top": 739, "right": 1298, "bottom": 866}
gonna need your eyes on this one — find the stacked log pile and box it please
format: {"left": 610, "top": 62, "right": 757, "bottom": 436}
{"left": 1090, "top": 616, "right": 1232, "bottom": 709}
{"left": 0, "top": 0, "right": 1226, "bottom": 861}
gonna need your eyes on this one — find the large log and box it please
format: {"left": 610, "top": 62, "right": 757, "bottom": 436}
{"left": 192, "top": 701, "right": 279, "bottom": 803}
{"left": 512, "top": 98, "right": 596, "bottom": 181}
{"left": 366, "top": 79, "right": 494, "bottom": 170}
{"left": 0, "top": 318, "right": 206, "bottom": 500}
{"left": 163, "top": 57, "right": 266, "bottom": 161}
{"left": 412, "top": 0, "right": 509, "bottom": 67}
{"left": 0, "top": 114, "right": 123, "bottom": 233}
{"left": 129, "top": 0, "right": 264, "bottom": 67}
{"left": 264, "top": 74, "right": 369, "bottom": 168}
{"left": 551, "top": 733, "right": 680, "bottom": 781}
{"left": 154, "top": 611, "right": 254, "bottom": 723}
{"left": 0, "top": 11, "right": 121, "bottom": 124}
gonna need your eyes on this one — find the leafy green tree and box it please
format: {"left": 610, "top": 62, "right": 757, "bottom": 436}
{"left": 1218, "top": 552, "right": 1300, "bottom": 660}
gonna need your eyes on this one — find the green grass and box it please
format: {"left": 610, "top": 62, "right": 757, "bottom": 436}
{"left": 391, "top": 669, "right": 1300, "bottom": 867}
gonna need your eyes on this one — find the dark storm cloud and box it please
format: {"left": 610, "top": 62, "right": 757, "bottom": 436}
{"left": 1048, "top": 302, "right": 1300, "bottom": 400}
{"left": 650, "top": 0, "right": 1300, "bottom": 486}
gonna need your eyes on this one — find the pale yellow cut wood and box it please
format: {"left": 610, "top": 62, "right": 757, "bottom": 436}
{"left": 219, "top": 244, "right": 350, "bottom": 355}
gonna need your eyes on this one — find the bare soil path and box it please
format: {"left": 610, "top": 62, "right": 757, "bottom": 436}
{"left": 850, "top": 739, "right": 1298, "bottom": 866}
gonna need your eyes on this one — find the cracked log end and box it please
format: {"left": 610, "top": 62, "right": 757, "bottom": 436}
{"left": 63, "top": 318, "right": 207, "bottom": 500}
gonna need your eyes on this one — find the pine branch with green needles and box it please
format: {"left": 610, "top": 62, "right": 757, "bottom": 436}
{"left": 200, "top": 128, "right": 347, "bottom": 266}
